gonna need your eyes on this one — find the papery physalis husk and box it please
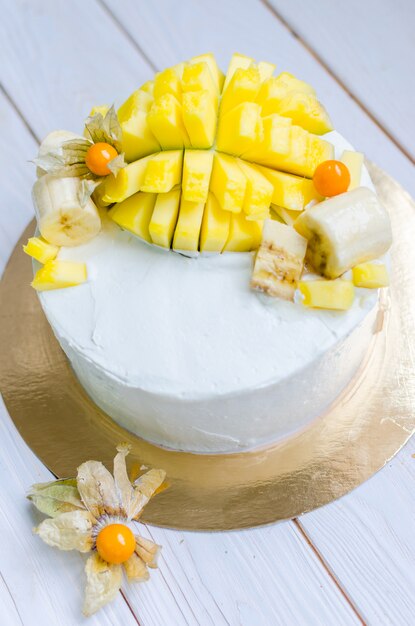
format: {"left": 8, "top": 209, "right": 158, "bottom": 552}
{"left": 77, "top": 460, "right": 121, "bottom": 520}
{"left": 123, "top": 552, "right": 150, "bottom": 582}
{"left": 83, "top": 552, "right": 123, "bottom": 617}
{"left": 135, "top": 535, "right": 161, "bottom": 568}
{"left": 34, "top": 510, "right": 94, "bottom": 552}
{"left": 28, "top": 478, "right": 84, "bottom": 517}
{"left": 84, "top": 105, "right": 122, "bottom": 152}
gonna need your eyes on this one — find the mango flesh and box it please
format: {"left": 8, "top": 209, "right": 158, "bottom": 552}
{"left": 147, "top": 94, "right": 190, "bottom": 149}
{"left": 173, "top": 198, "right": 205, "bottom": 252}
{"left": 103, "top": 155, "right": 153, "bottom": 203}
{"left": 352, "top": 263, "right": 389, "bottom": 288}
{"left": 243, "top": 114, "right": 291, "bottom": 165}
{"left": 182, "top": 150, "right": 214, "bottom": 203}
{"left": 200, "top": 192, "right": 231, "bottom": 252}
{"left": 153, "top": 68, "right": 182, "bottom": 101}
{"left": 108, "top": 192, "right": 156, "bottom": 242}
{"left": 222, "top": 53, "right": 254, "bottom": 92}
{"left": 182, "top": 91, "right": 217, "bottom": 149}
{"left": 31, "top": 260, "right": 87, "bottom": 291}
{"left": 220, "top": 67, "right": 261, "bottom": 116}
{"left": 255, "top": 164, "right": 322, "bottom": 211}
{"left": 181, "top": 62, "right": 218, "bottom": 106}
{"left": 277, "top": 92, "right": 333, "bottom": 135}
{"left": 341, "top": 150, "right": 364, "bottom": 190}
{"left": 23, "top": 237, "right": 59, "bottom": 264}
{"left": 299, "top": 279, "right": 355, "bottom": 310}
{"left": 210, "top": 153, "right": 247, "bottom": 213}
{"left": 224, "top": 212, "right": 263, "bottom": 252}
{"left": 237, "top": 160, "right": 272, "bottom": 220}
{"left": 216, "top": 102, "right": 262, "bottom": 156}
{"left": 140, "top": 150, "right": 183, "bottom": 193}
{"left": 149, "top": 189, "right": 181, "bottom": 248}
{"left": 189, "top": 53, "right": 224, "bottom": 91}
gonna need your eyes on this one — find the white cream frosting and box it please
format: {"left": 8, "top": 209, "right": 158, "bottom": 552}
{"left": 38, "top": 132, "right": 381, "bottom": 452}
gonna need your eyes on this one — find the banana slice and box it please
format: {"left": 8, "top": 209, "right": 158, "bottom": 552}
{"left": 36, "top": 130, "right": 83, "bottom": 178}
{"left": 33, "top": 174, "right": 101, "bottom": 247}
{"left": 294, "top": 187, "right": 392, "bottom": 279}
{"left": 251, "top": 219, "right": 307, "bottom": 300}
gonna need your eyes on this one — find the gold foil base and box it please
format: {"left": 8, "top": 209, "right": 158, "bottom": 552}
{"left": 1, "top": 163, "right": 414, "bottom": 530}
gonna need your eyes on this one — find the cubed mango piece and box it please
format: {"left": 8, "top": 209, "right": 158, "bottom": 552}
{"left": 182, "top": 150, "right": 214, "bottom": 203}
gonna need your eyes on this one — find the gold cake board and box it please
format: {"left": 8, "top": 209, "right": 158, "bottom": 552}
{"left": 1, "top": 163, "right": 414, "bottom": 531}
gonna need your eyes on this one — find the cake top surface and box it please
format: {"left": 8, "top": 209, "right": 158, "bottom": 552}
{"left": 39, "top": 132, "right": 379, "bottom": 398}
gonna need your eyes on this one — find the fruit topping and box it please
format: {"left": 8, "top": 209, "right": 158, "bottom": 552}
{"left": 313, "top": 160, "right": 350, "bottom": 197}
{"left": 352, "top": 263, "right": 389, "bottom": 288}
{"left": 85, "top": 142, "right": 118, "bottom": 176}
{"left": 298, "top": 279, "right": 355, "bottom": 310}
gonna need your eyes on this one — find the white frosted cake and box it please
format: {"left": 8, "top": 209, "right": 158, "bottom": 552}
{"left": 27, "top": 53, "right": 392, "bottom": 453}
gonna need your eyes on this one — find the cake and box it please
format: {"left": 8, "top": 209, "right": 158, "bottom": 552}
{"left": 26, "top": 53, "right": 392, "bottom": 453}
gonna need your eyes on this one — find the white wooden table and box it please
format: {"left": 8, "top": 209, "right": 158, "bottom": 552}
{"left": 1, "top": 1, "right": 414, "bottom": 624}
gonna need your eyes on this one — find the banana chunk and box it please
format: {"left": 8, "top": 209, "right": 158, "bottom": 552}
{"left": 294, "top": 187, "right": 392, "bottom": 279}
{"left": 33, "top": 175, "right": 101, "bottom": 247}
{"left": 251, "top": 219, "right": 307, "bottom": 300}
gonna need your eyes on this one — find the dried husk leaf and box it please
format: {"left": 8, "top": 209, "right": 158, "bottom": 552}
{"left": 34, "top": 510, "right": 94, "bottom": 552}
{"left": 107, "top": 153, "right": 126, "bottom": 176}
{"left": 123, "top": 552, "right": 150, "bottom": 582}
{"left": 113, "top": 443, "right": 134, "bottom": 518}
{"left": 79, "top": 179, "right": 100, "bottom": 207}
{"left": 28, "top": 479, "right": 84, "bottom": 518}
{"left": 130, "top": 469, "right": 166, "bottom": 520}
{"left": 135, "top": 535, "right": 161, "bottom": 568}
{"left": 84, "top": 105, "right": 122, "bottom": 152}
{"left": 77, "top": 460, "right": 121, "bottom": 519}
{"left": 83, "top": 552, "right": 122, "bottom": 616}
{"left": 31, "top": 152, "right": 65, "bottom": 174}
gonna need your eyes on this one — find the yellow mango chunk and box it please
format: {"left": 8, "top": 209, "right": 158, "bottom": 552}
{"left": 31, "top": 260, "right": 87, "bottom": 291}
{"left": 23, "top": 237, "right": 59, "bottom": 264}
{"left": 200, "top": 192, "right": 231, "bottom": 252}
{"left": 103, "top": 155, "right": 153, "bottom": 203}
{"left": 149, "top": 188, "right": 181, "bottom": 248}
{"left": 224, "top": 212, "right": 263, "bottom": 252}
{"left": 222, "top": 53, "right": 254, "bottom": 92}
{"left": 270, "top": 204, "right": 300, "bottom": 226}
{"left": 210, "top": 153, "right": 247, "bottom": 213}
{"left": 237, "top": 160, "right": 273, "bottom": 220}
{"left": 277, "top": 92, "right": 333, "bottom": 135}
{"left": 92, "top": 182, "right": 111, "bottom": 209}
{"left": 154, "top": 68, "right": 182, "bottom": 101}
{"left": 139, "top": 80, "right": 154, "bottom": 95}
{"left": 140, "top": 150, "right": 183, "bottom": 193}
{"left": 216, "top": 102, "right": 261, "bottom": 156}
{"left": 147, "top": 94, "right": 190, "bottom": 149}
{"left": 118, "top": 90, "right": 153, "bottom": 122}
{"left": 352, "top": 263, "right": 389, "bottom": 288}
{"left": 341, "top": 150, "right": 364, "bottom": 190}
{"left": 108, "top": 192, "right": 156, "bottom": 243}
{"left": 255, "top": 164, "right": 322, "bottom": 211}
{"left": 173, "top": 198, "right": 205, "bottom": 252}
{"left": 257, "top": 61, "right": 275, "bottom": 81}
{"left": 181, "top": 62, "right": 218, "bottom": 106}
{"left": 189, "top": 53, "right": 224, "bottom": 92}
{"left": 307, "top": 133, "right": 335, "bottom": 175}
{"left": 257, "top": 73, "right": 315, "bottom": 116}
{"left": 243, "top": 114, "right": 291, "bottom": 164}
{"left": 88, "top": 105, "right": 109, "bottom": 118}
{"left": 220, "top": 67, "right": 261, "bottom": 116}
{"left": 182, "top": 90, "right": 217, "bottom": 149}
{"left": 298, "top": 280, "right": 355, "bottom": 310}
{"left": 120, "top": 112, "right": 161, "bottom": 162}
{"left": 182, "top": 150, "right": 214, "bottom": 203}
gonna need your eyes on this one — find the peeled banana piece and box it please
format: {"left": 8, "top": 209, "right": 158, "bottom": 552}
{"left": 294, "top": 187, "right": 392, "bottom": 279}
{"left": 251, "top": 219, "right": 307, "bottom": 300}
{"left": 32, "top": 174, "right": 101, "bottom": 247}
{"left": 36, "top": 130, "right": 82, "bottom": 178}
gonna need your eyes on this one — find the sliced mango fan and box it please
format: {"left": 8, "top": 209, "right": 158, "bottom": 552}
{"left": 28, "top": 444, "right": 166, "bottom": 616}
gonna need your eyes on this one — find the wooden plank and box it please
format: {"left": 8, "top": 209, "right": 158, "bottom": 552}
{"left": 101, "top": 0, "right": 415, "bottom": 196}
{"left": 266, "top": 0, "right": 415, "bottom": 160}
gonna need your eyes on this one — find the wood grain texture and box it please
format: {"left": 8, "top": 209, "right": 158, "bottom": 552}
{"left": 101, "top": 0, "right": 415, "bottom": 196}
{"left": 0, "top": 0, "right": 414, "bottom": 624}
{"left": 266, "top": 0, "right": 415, "bottom": 161}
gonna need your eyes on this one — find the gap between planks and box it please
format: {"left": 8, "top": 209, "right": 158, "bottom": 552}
{"left": 260, "top": 0, "right": 415, "bottom": 166}
{"left": 1, "top": 3, "right": 376, "bottom": 621}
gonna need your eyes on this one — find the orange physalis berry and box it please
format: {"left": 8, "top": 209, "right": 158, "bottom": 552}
{"left": 313, "top": 160, "right": 351, "bottom": 197}
{"left": 85, "top": 142, "right": 118, "bottom": 176}
{"left": 96, "top": 523, "right": 135, "bottom": 564}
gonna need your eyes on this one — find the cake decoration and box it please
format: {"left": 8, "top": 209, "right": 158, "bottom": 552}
{"left": 28, "top": 51, "right": 391, "bottom": 311}
{"left": 29, "top": 444, "right": 166, "bottom": 616}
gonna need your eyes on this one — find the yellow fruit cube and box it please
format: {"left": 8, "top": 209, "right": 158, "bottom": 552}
{"left": 118, "top": 90, "right": 153, "bottom": 122}
{"left": 182, "top": 90, "right": 217, "bottom": 149}
{"left": 23, "top": 237, "right": 59, "bottom": 264}
{"left": 149, "top": 188, "right": 181, "bottom": 248}
{"left": 257, "top": 73, "right": 315, "bottom": 116}
{"left": 88, "top": 104, "right": 109, "bottom": 118}
{"left": 352, "top": 263, "right": 389, "bottom": 288}
{"left": 220, "top": 67, "right": 261, "bottom": 116}
{"left": 216, "top": 102, "right": 261, "bottom": 156}
{"left": 341, "top": 150, "right": 364, "bottom": 190}
{"left": 31, "top": 260, "right": 87, "bottom": 291}
{"left": 182, "top": 150, "right": 214, "bottom": 203}
{"left": 307, "top": 133, "right": 335, "bottom": 174}
{"left": 298, "top": 279, "right": 355, "bottom": 310}
{"left": 140, "top": 150, "right": 183, "bottom": 193}
{"left": 224, "top": 212, "right": 263, "bottom": 252}
{"left": 210, "top": 153, "right": 247, "bottom": 213}
{"left": 147, "top": 94, "right": 190, "bottom": 149}
{"left": 257, "top": 61, "right": 275, "bottom": 81}
{"left": 139, "top": 81, "right": 154, "bottom": 95}
{"left": 120, "top": 112, "right": 161, "bottom": 162}
{"left": 153, "top": 68, "right": 182, "bottom": 101}
{"left": 237, "top": 160, "right": 273, "bottom": 220}
{"left": 103, "top": 155, "right": 153, "bottom": 203}
{"left": 92, "top": 182, "right": 111, "bottom": 209}
{"left": 222, "top": 53, "right": 254, "bottom": 91}
{"left": 181, "top": 62, "right": 218, "bottom": 106}
{"left": 270, "top": 204, "right": 300, "bottom": 226}
{"left": 108, "top": 192, "right": 156, "bottom": 243}
{"left": 254, "top": 165, "right": 322, "bottom": 211}
{"left": 189, "top": 53, "right": 224, "bottom": 92}
{"left": 243, "top": 114, "right": 291, "bottom": 164}
{"left": 276, "top": 92, "right": 333, "bottom": 135}
{"left": 200, "top": 192, "right": 231, "bottom": 252}
{"left": 173, "top": 198, "right": 205, "bottom": 252}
